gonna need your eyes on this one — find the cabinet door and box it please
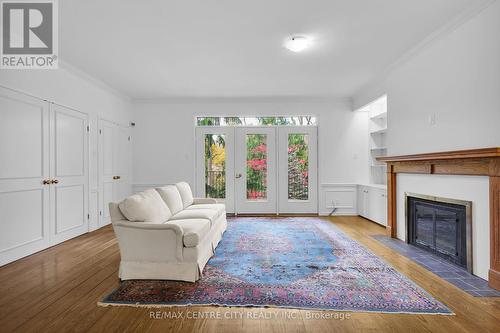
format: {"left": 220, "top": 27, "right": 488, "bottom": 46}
{"left": 49, "top": 104, "right": 89, "bottom": 245}
{"left": 0, "top": 88, "right": 50, "bottom": 266}
{"left": 369, "top": 189, "right": 378, "bottom": 223}
{"left": 368, "top": 188, "right": 387, "bottom": 225}
{"left": 357, "top": 186, "right": 365, "bottom": 216}
{"left": 379, "top": 191, "right": 387, "bottom": 226}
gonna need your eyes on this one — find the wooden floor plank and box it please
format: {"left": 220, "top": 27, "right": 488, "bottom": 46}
{"left": 0, "top": 216, "right": 498, "bottom": 333}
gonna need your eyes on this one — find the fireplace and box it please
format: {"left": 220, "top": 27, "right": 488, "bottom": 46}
{"left": 406, "top": 193, "right": 472, "bottom": 272}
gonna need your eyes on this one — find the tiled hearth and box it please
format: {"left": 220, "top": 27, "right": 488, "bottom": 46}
{"left": 372, "top": 235, "right": 500, "bottom": 297}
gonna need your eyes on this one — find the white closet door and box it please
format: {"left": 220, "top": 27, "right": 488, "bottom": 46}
{"left": 99, "top": 119, "right": 116, "bottom": 227}
{"left": 114, "top": 125, "right": 131, "bottom": 202}
{"left": 49, "top": 104, "right": 89, "bottom": 245}
{"left": 0, "top": 88, "right": 50, "bottom": 266}
{"left": 99, "top": 120, "right": 131, "bottom": 226}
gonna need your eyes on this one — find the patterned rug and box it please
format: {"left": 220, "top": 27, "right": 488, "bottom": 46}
{"left": 100, "top": 218, "right": 452, "bottom": 314}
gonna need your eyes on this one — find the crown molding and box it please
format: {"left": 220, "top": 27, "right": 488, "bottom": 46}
{"left": 58, "top": 60, "right": 132, "bottom": 103}
{"left": 352, "top": 0, "right": 497, "bottom": 103}
{"left": 132, "top": 95, "right": 352, "bottom": 105}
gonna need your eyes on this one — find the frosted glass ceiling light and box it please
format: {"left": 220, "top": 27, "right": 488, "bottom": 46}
{"left": 285, "top": 36, "right": 311, "bottom": 52}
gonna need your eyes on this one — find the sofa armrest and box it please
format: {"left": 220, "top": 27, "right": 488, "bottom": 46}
{"left": 112, "top": 220, "right": 184, "bottom": 261}
{"left": 193, "top": 198, "right": 217, "bottom": 204}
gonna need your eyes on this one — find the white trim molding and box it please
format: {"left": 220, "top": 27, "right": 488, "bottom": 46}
{"left": 319, "top": 183, "right": 358, "bottom": 216}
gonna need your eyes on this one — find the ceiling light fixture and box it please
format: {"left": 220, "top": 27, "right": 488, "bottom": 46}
{"left": 285, "top": 36, "right": 312, "bottom": 52}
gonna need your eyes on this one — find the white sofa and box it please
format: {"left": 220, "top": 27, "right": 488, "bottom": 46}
{"left": 109, "top": 182, "right": 227, "bottom": 282}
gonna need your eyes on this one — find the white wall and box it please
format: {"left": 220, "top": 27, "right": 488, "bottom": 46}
{"left": 0, "top": 64, "right": 133, "bottom": 229}
{"left": 396, "top": 174, "right": 490, "bottom": 280}
{"left": 353, "top": 1, "right": 500, "bottom": 155}
{"left": 131, "top": 99, "right": 369, "bottom": 211}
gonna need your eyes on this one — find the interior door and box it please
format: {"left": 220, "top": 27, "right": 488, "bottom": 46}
{"left": 99, "top": 120, "right": 131, "bottom": 226}
{"left": 114, "top": 125, "right": 131, "bottom": 202}
{"left": 195, "top": 127, "right": 235, "bottom": 213}
{"left": 99, "top": 119, "right": 116, "bottom": 226}
{"left": 235, "top": 127, "right": 277, "bottom": 214}
{"left": 0, "top": 88, "right": 51, "bottom": 266}
{"left": 278, "top": 126, "right": 318, "bottom": 214}
{"left": 49, "top": 104, "right": 89, "bottom": 244}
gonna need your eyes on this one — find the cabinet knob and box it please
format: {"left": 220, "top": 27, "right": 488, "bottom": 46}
{"left": 51, "top": 179, "right": 59, "bottom": 184}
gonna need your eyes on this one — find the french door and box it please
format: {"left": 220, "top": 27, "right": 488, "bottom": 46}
{"left": 195, "top": 127, "right": 235, "bottom": 213}
{"left": 196, "top": 126, "right": 317, "bottom": 214}
{"left": 277, "top": 126, "right": 318, "bottom": 213}
{"left": 235, "top": 127, "right": 277, "bottom": 214}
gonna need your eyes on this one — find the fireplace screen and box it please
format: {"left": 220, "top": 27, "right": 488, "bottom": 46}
{"left": 407, "top": 194, "right": 471, "bottom": 270}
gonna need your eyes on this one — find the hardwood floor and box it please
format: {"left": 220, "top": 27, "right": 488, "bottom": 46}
{"left": 1, "top": 216, "right": 499, "bottom": 332}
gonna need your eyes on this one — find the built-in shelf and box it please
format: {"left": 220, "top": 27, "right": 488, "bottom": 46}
{"left": 364, "top": 95, "right": 388, "bottom": 186}
{"left": 370, "top": 111, "right": 387, "bottom": 120}
{"left": 370, "top": 128, "right": 387, "bottom": 135}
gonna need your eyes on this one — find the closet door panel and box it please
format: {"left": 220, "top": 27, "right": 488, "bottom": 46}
{"left": 54, "top": 184, "right": 86, "bottom": 234}
{"left": 50, "top": 104, "right": 89, "bottom": 244}
{"left": 0, "top": 93, "right": 45, "bottom": 179}
{"left": 114, "top": 125, "right": 131, "bottom": 202}
{"left": 0, "top": 87, "right": 50, "bottom": 266}
{"left": 55, "top": 111, "right": 85, "bottom": 177}
{"left": 99, "top": 119, "right": 117, "bottom": 226}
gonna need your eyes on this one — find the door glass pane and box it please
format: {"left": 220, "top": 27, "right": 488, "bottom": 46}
{"left": 288, "top": 134, "right": 309, "bottom": 200}
{"left": 246, "top": 134, "right": 267, "bottom": 200}
{"left": 204, "top": 134, "right": 225, "bottom": 198}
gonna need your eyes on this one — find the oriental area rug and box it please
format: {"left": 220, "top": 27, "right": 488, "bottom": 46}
{"left": 100, "top": 217, "right": 451, "bottom": 314}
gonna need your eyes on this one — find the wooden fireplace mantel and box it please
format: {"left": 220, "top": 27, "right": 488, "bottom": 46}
{"left": 377, "top": 147, "right": 500, "bottom": 290}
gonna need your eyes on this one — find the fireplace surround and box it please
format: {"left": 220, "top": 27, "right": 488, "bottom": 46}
{"left": 406, "top": 193, "right": 472, "bottom": 272}
{"left": 378, "top": 147, "right": 500, "bottom": 291}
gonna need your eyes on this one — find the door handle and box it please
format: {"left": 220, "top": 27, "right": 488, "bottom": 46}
{"left": 113, "top": 176, "right": 121, "bottom": 180}
{"left": 235, "top": 173, "right": 242, "bottom": 179}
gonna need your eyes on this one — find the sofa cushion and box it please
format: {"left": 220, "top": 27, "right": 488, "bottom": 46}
{"left": 156, "top": 185, "right": 184, "bottom": 215}
{"left": 170, "top": 209, "right": 219, "bottom": 225}
{"left": 186, "top": 203, "right": 225, "bottom": 217}
{"left": 118, "top": 189, "right": 172, "bottom": 223}
{"left": 167, "top": 219, "right": 210, "bottom": 247}
{"left": 176, "top": 182, "right": 194, "bottom": 208}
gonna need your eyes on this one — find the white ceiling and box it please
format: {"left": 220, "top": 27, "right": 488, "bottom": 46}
{"left": 60, "top": 0, "right": 479, "bottom": 99}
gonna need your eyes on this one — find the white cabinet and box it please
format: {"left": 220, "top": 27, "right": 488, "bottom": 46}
{"left": 0, "top": 87, "right": 89, "bottom": 266}
{"left": 357, "top": 185, "right": 387, "bottom": 226}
